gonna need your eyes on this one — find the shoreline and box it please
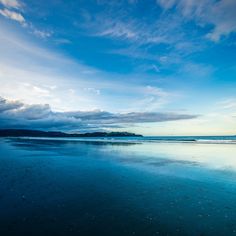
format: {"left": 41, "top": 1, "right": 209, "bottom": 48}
{"left": 2, "top": 136, "right": 236, "bottom": 145}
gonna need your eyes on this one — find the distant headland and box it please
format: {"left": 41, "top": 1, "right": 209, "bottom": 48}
{"left": 0, "top": 129, "right": 142, "bottom": 138}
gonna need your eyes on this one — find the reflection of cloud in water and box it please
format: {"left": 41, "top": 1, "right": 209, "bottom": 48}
{"left": 119, "top": 156, "right": 198, "bottom": 168}
{"left": 110, "top": 142, "right": 236, "bottom": 172}
{"left": 5, "top": 137, "right": 236, "bottom": 175}
{"left": 6, "top": 138, "right": 199, "bottom": 171}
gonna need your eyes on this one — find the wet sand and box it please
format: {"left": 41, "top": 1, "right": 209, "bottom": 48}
{"left": 1, "top": 138, "right": 236, "bottom": 235}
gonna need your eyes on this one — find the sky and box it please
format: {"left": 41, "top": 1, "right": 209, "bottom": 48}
{"left": 0, "top": 0, "right": 236, "bottom": 135}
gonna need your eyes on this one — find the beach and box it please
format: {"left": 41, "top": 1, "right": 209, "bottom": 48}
{"left": 1, "top": 137, "right": 236, "bottom": 235}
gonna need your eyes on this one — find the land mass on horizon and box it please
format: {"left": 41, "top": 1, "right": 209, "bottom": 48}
{"left": 0, "top": 129, "right": 142, "bottom": 138}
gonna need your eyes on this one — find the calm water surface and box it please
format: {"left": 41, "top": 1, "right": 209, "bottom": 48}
{"left": 1, "top": 137, "right": 236, "bottom": 235}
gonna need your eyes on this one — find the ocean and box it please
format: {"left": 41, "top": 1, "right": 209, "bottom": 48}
{"left": 0, "top": 136, "right": 236, "bottom": 235}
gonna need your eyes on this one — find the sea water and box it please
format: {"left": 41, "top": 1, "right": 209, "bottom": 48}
{"left": 0, "top": 137, "right": 236, "bottom": 235}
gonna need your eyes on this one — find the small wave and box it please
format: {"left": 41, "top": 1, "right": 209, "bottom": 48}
{"left": 12, "top": 136, "right": 236, "bottom": 144}
{"left": 145, "top": 139, "right": 197, "bottom": 142}
{"left": 195, "top": 139, "right": 236, "bottom": 144}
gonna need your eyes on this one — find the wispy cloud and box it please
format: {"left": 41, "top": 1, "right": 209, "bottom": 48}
{"left": 54, "top": 38, "right": 72, "bottom": 45}
{"left": 1, "top": 24, "right": 179, "bottom": 113}
{"left": 205, "top": 0, "right": 236, "bottom": 41}
{"left": 0, "top": 97, "right": 198, "bottom": 131}
{"left": 129, "top": 85, "right": 173, "bottom": 112}
{"left": 0, "top": 0, "right": 52, "bottom": 38}
{"left": 31, "top": 27, "right": 52, "bottom": 39}
{"left": 179, "top": 62, "right": 215, "bottom": 79}
{"left": 0, "top": 0, "right": 25, "bottom": 25}
{"left": 0, "top": 0, "right": 22, "bottom": 9}
{"left": 79, "top": 3, "right": 209, "bottom": 77}
{"left": 156, "top": 0, "right": 236, "bottom": 42}
{"left": 0, "top": 8, "right": 25, "bottom": 24}
{"left": 88, "top": 12, "right": 184, "bottom": 47}
{"left": 83, "top": 0, "right": 236, "bottom": 58}
{"left": 0, "top": 25, "right": 101, "bottom": 110}
{"left": 218, "top": 98, "right": 236, "bottom": 110}
{"left": 97, "top": 19, "right": 137, "bottom": 40}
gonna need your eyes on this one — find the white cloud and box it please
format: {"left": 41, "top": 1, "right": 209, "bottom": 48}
{"left": 83, "top": 87, "right": 101, "bottom": 95}
{"left": 156, "top": 0, "right": 236, "bottom": 42}
{"left": 0, "top": 1, "right": 53, "bottom": 39}
{"left": 0, "top": 0, "right": 22, "bottom": 9}
{"left": 156, "top": 0, "right": 176, "bottom": 10}
{"left": 80, "top": 8, "right": 185, "bottom": 47}
{"left": 32, "top": 28, "right": 52, "bottom": 39}
{"left": 0, "top": 8, "right": 25, "bottom": 24}
{"left": 95, "top": 18, "right": 138, "bottom": 41}
{"left": 218, "top": 98, "right": 236, "bottom": 110}
{"left": 206, "top": 0, "right": 236, "bottom": 41}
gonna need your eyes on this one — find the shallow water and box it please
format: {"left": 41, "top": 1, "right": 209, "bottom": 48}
{"left": 1, "top": 138, "right": 236, "bottom": 235}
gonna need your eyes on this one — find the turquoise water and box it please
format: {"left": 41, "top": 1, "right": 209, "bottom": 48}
{"left": 1, "top": 137, "right": 236, "bottom": 235}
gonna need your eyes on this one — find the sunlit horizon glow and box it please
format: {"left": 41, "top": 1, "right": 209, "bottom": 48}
{"left": 0, "top": 0, "right": 236, "bottom": 135}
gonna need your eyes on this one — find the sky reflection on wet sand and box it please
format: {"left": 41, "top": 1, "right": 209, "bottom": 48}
{"left": 1, "top": 138, "right": 236, "bottom": 235}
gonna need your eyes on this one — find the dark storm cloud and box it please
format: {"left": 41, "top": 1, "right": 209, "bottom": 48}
{"left": 0, "top": 97, "right": 199, "bottom": 131}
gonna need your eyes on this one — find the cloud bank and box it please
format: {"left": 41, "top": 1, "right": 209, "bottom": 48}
{"left": 0, "top": 97, "right": 198, "bottom": 132}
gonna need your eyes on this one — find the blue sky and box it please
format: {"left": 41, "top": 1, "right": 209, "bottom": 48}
{"left": 0, "top": 0, "right": 236, "bottom": 135}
